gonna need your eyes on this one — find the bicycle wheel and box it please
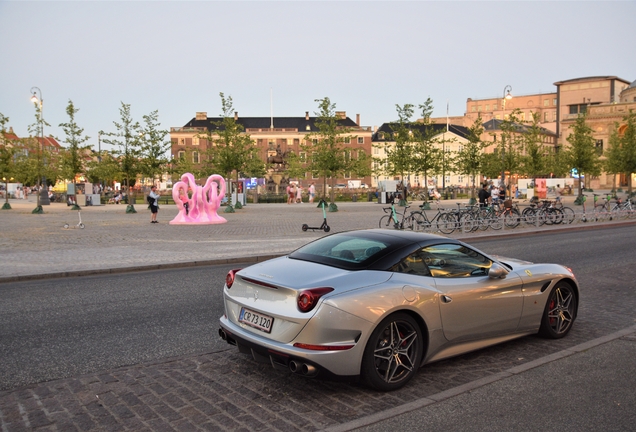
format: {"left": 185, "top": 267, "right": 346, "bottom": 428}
{"left": 522, "top": 207, "right": 536, "bottom": 225}
{"left": 379, "top": 215, "right": 395, "bottom": 229}
{"left": 436, "top": 213, "right": 456, "bottom": 235}
{"left": 542, "top": 208, "right": 560, "bottom": 225}
{"left": 560, "top": 207, "right": 576, "bottom": 224}
{"left": 408, "top": 211, "right": 429, "bottom": 231}
{"left": 476, "top": 209, "right": 491, "bottom": 231}
{"left": 502, "top": 208, "right": 519, "bottom": 228}
{"left": 459, "top": 212, "right": 476, "bottom": 232}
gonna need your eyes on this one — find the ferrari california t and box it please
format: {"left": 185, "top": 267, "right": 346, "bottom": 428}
{"left": 218, "top": 229, "right": 578, "bottom": 391}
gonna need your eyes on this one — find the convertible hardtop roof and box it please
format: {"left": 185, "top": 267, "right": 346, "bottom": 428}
{"left": 338, "top": 229, "right": 462, "bottom": 247}
{"left": 289, "top": 229, "right": 464, "bottom": 271}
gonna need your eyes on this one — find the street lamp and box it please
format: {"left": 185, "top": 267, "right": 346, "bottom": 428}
{"left": 30, "top": 86, "right": 50, "bottom": 208}
{"left": 500, "top": 85, "right": 513, "bottom": 194}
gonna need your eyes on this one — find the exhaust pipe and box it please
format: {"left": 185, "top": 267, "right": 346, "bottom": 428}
{"left": 219, "top": 328, "right": 227, "bottom": 341}
{"left": 301, "top": 364, "right": 317, "bottom": 377}
{"left": 289, "top": 360, "right": 318, "bottom": 377}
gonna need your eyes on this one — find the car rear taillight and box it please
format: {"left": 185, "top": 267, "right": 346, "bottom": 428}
{"left": 297, "top": 287, "right": 334, "bottom": 312}
{"left": 226, "top": 269, "right": 242, "bottom": 289}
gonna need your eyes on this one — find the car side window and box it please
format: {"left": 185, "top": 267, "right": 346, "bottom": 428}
{"left": 390, "top": 249, "right": 432, "bottom": 277}
{"left": 421, "top": 244, "right": 492, "bottom": 278}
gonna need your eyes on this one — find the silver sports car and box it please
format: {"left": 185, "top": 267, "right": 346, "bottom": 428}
{"left": 218, "top": 229, "right": 579, "bottom": 391}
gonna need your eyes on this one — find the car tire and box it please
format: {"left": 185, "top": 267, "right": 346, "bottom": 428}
{"left": 538, "top": 282, "right": 577, "bottom": 339}
{"left": 361, "top": 312, "right": 423, "bottom": 391}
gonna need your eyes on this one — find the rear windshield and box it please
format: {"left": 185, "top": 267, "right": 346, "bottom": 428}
{"left": 289, "top": 234, "right": 390, "bottom": 267}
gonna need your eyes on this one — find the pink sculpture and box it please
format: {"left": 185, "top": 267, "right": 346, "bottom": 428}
{"left": 169, "top": 173, "right": 227, "bottom": 225}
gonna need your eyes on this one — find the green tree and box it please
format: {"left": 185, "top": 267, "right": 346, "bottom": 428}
{"left": 1, "top": 113, "right": 16, "bottom": 208}
{"left": 497, "top": 108, "right": 524, "bottom": 198}
{"left": 302, "top": 97, "right": 371, "bottom": 209}
{"left": 605, "top": 109, "right": 636, "bottom": 194}
{"left": 411, "top": 98, "right": 444, "bottom": 204}
{"left": 139, "top": 110, "right": 171, "bottom": 185}
{"left": 381, "top": 103, "right": 416, "bottom": 183}
{"left": 544, "top": 145, "right": 570, "bottom": 179}
{"left": 202, "top": 93, "right": 265, "bottom": 206}
{"left": 84, "top": 150, "right": 121, "bottom": 188}
{"left": 58, "top": 100, "right": 91, "bottom": 183}
{"left": 520, "top": 112, "right": 547, "bottom": 179}
{"left": 100, "top": 102, "right": 142, "bottom": 212}
{"left": 565, "top": 113, "right": 602, "bottom": 198}
{"left": 455, "top": 116, "right": 487, "bottom": 202}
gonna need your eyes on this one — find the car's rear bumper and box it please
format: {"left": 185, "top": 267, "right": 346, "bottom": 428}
{"left": 219, "top": 315, "right": 361, "bottom": 381}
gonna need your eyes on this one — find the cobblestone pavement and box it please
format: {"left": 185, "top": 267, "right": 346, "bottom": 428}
{"left": 1, "top": 195, "right": 635, "bottom": 431}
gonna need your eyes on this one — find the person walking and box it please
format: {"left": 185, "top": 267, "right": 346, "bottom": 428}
{"left": 148, "top": 186, "right": 160, "bottom": 223}
{"left": 308, "top": 182, "right": 316, "bottom": 203}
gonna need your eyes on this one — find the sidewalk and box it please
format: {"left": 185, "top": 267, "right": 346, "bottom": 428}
{"left": 0, "top": 192, "right": 633, "bottom": 282}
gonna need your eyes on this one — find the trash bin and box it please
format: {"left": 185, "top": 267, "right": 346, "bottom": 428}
{"left": 451, "top": 188, "right": 457, "bottom": 199}
{"left": 352, "top": 194, "right": 357, "bottom": 202}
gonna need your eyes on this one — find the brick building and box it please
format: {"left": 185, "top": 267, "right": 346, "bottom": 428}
{"left": 170, "top": 111, "right": 374, "bottom": 190}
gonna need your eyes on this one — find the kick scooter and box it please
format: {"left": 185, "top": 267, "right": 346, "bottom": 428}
{"left": 301, "top": 199, "right": 330, "bottom": 232}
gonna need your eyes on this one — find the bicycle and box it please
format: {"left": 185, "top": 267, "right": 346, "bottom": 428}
{"left": 407, "top": 202, "right": 455, "bottom": 233}
{"left": 379, "top": 199, "right": 415, "bottom": 230}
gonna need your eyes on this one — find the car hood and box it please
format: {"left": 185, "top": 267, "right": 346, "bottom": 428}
{"left": 492, "top": 255, "right": 534, "bottom": 268}
{"left": 238, "top": 256, "right": 391, "bottom": 293}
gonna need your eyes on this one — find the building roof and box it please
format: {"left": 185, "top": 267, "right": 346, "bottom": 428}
{"left": 482, "top": 119, "right": 557, "bottom": 137}
{"left": 553, "top": 76, "right": 631, "bottom": 86}
{"left": 372, "top": 122, "right": 470, "bottom": 141}
{"left": 182, "top": 115, "right": 360, "bottom": 133}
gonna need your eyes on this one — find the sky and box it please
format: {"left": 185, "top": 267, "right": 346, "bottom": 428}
{"left": 1, "top": 0, "right": 634, "bottom": 152}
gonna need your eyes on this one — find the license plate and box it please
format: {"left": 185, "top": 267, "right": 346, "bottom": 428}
{"left": 239, "top": 307, "right": 274, "bottom": 333}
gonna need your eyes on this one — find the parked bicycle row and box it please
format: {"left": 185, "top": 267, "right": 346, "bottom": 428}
{"left": 379, "top": 195, "right": 636, "bottom": 234}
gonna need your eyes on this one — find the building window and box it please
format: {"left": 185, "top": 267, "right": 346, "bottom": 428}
{"left": 471, "top": 106, "right": 476, "bottom": 112}
{"left": 478, "top": 105, "right": 482, "bottom": 112}
{"left": 179, "top": 138, "right": 185, "bottom": 146}
{"left": 569, "top": 104, "right": 588, "bottom": 115}
{"left": 544, "top": 112, "right": 549, "bottom": 122}
{"left": 192, "top": 151, "right": 199, "bottom": 164}
{"left": 544, "top": 99, "right": 549, "bottom": 106}
{"left": 358, "top": 137, "right": 364, "bottom": 144}
{"left": 343, "top": 137, "right": 351, "bottom": 144}
{"left": 306, "top": 125, "right": 311, "bottom": 131}
{"left": 193, "top": 137, "right": 199, "bottom": 146}
{"left": 177, "top": 151, "right": 185, "bottom": 159}
{"left": 553, "top": 98, "right": 558, "bottom": 105}
{"left": 595, "top": 139, "right": 603, "bottom": 155}
{"left": 485, "top": 105, "right": 490, "bottom": 111}
{"left": 299, "top": 152, "right": 306, "bottom": 162}
{"left": 294, "top": 138, "right": 299, "bottom": 145}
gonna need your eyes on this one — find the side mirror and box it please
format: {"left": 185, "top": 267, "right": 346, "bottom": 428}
{"left": 488, "top": 262, "right": 509, "bottom": 279}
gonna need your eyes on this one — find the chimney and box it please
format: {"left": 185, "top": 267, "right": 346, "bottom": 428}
{"left": 335, "top": 111, "right": 346, "bottom": 119}
{"left": 305, "top": 111, "right": 309, "bottom": 120}
{"left": 234, "top": 111, "right": 238, "bottom": 121}
{"left": 356, "top": 114, "right": 360, "bottom": 126}
{"left": 195, "top": 112, "right": 207, "bottom": 120}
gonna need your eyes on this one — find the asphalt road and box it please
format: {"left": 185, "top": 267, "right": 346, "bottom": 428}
{"left": 1, "top": 224, "right": 634, "bottom": 395}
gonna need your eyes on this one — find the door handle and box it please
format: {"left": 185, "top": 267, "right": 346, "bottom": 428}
{"left": 441, "top": 295, "right": 452, "bottom": 303}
